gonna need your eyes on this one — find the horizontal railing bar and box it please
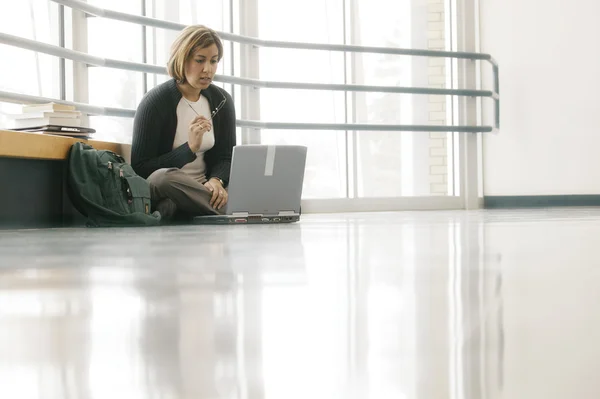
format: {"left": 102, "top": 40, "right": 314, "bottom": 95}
{"left": 217, "top": 75, "right": 496, "bottom": 98}
{"left": 238, "top": 121, "right": 493, "bottom": 133}
{"left": 0, "top": 91, "right": 492, "bottom": 133}
{"left": 0, "top": 33, "right": 496, "bottom": 98}
{"left": 102, "top": 58, "right": 164, "bottom": 74}
{"left": 0, "top": 32, "right": 106, "bottom": 66}
{"left": 0, "top": 90, "right": 135, "bottom": 118}
{"left": 51, "top": 0, "right": 492, "bottom": 61}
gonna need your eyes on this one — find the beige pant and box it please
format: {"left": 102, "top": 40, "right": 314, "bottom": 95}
{"left": 147, "top": 168, "right": 225, "bottom": 217}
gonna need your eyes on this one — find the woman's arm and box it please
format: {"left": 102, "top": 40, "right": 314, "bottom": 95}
{"left": 130, "top": 98, "right": 196, "bottom": 179}
{"left": 207, "top": 90, "right": 236, "bottom": 185}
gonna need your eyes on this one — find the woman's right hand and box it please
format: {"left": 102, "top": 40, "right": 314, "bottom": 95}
{"left": 188, "top": 116, "right": 212, "bottom": 152}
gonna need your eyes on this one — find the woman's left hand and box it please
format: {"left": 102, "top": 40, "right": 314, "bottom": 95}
{"left": 204, "top": 178, "right": 228, "bottom": 210}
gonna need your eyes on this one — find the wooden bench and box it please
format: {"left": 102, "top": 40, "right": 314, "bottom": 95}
{"left": 0, "top": 129, "right": 131, "bottom": 228}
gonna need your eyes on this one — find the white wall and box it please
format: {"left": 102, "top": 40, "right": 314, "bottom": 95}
{"left": 480, "top": 0, "right": 600, "bottom": 196}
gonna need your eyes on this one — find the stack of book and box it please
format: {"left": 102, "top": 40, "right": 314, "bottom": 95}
{"left": 8, "top": 102, "right": 96, "bottom": 138}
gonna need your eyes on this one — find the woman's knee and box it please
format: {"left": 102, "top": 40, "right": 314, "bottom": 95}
{"left": 147, "top": 168, "right": 179, "bottom": 191}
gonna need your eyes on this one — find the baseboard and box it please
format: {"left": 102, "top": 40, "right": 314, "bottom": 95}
{"left": 0, "top": 157, "right": 86, "bottom": 229}
{"left": 484, "top": 195, "right": 600, "bottom": 209}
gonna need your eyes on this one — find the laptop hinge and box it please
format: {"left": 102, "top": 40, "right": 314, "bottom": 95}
{"left": 232, "top": 212, "right": 249, "bottom": 217}
{"left": 278, "top": 211, "right": 296, "bottom": 216}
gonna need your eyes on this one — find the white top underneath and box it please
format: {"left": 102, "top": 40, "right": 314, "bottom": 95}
{"left": 172, "top": 95, "right": 215, "bottom": 182}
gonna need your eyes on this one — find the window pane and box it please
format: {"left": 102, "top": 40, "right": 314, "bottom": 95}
{"left": 0, "top": 49, "right": 59, "bottom": 98}
{"left": 352, "top": 0, "right": 455, "bottom": 197}
{"left": 259, "top": 49, "right": 345, "bottom": 84}
{"left": 258, "top": 0, "right": 346, "bottom": 199}
{"left": 86, "top": 1, "right": 145, "bottom": 140}
{"left": 89, "top": 116, "right": 134, "bottom": 144}
{"left": 88, "top": 17, "right": 144, "bottom": 108}
{"left": 259, "top": 88, "right": 347, "bottom": 199}
{"left": 0, "top": 102, "right": 23, "bottom": 130}
{"left": 260, "top": 90, "right": 346, "bottom": 124}
{"left": 177, "top": 0, "right": 224, "bottom": 27}
{"left": 0, "top": 0, "right": 59, "bottom": 98}
{"left": 257, "top": 0, "right": 343, "bottom": 42}
{"left": 87, "top": 0, "right": 143, "bottom": 14}
{"left": 149, "top": 0, "right": 230, "bottom": 91}
{"left": 0, "top": 0, "right": 56, "bottom": 42}
{"left": 88, "top": 69, "right": 143, "bottom": 110}
{"left": 260, "top": 129, "right": 347, "bottom": 199}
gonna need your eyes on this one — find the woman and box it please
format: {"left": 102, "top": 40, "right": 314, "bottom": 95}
{"left": 131, "top": 25, "right": 235, "bottom": 221}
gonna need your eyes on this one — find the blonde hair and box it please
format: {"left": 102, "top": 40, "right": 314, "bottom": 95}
{"left": 167, "top": 25, "right": 223, "bottom": 83}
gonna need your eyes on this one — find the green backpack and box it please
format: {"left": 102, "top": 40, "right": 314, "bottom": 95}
{"left": 66, "top": 142, "right": 161, "bottom": 227}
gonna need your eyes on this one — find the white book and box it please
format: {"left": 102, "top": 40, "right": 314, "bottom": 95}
{"left": 21, "top": 102, "right": 76, "bottom": 113}
{"left": 12, "top": 117, "right": 82, "bottom": 128}
{"left": 11, "top": 111, "right": 82, "bottom": 119}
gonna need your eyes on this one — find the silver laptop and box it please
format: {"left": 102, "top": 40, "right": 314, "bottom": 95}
{"left": 193, "top": 144, "right": 307, "bottom": 224}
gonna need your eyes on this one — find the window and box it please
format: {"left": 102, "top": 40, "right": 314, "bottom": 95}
{"left": 257, "top": 0, "right": 348, "bottom": 199}
{"left": 148, "top": 0, "right": 231, "bottom": 88}
{"left": 254, "top": 0, "right": 455, "bottom": 199}
{"left": 350, "top": 0, "right": 454, "bottom": 197}
{"left": 0, "top": 0, "right": 60, "bottom": 128}
{"left": 0, "top": 0, "right": 459, "bottom": 203}
{"left": 84, "top": 0, "right": 144, "bottom": 143}
{"left": 81, "top": 0, "right": 233, "bottom": 143}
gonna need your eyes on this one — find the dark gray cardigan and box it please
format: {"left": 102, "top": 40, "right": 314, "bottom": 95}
{"left": 131, "top": 78, "right": 236, "bottom": 185}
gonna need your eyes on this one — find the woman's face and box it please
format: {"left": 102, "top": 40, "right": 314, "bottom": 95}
{"left": 184, "top": 44, "right": 220, "bottom": 90}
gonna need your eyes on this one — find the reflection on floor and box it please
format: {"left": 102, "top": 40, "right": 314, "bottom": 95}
{"left": 1, "top": 208, "right": 600, "bottom": 399}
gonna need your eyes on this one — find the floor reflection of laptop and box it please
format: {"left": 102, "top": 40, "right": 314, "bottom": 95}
{"left": 193, "top": 145, "right": 307, "bottom": 224}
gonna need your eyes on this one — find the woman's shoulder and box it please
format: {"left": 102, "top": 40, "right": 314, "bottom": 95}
{"left": 138, "top": 78, "right": 182, "bottom": 110}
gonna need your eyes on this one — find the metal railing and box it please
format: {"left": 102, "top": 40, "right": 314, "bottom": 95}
{"left": 0, "top": 0, "right": 499, "bottom": 133}
{"left": 0, "top": 89, "right": 135, "bottom": 118}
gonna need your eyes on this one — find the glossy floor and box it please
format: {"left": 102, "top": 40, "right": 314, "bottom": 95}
{"left": 1, "top": 208, "right": 600, "bottom": 399}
